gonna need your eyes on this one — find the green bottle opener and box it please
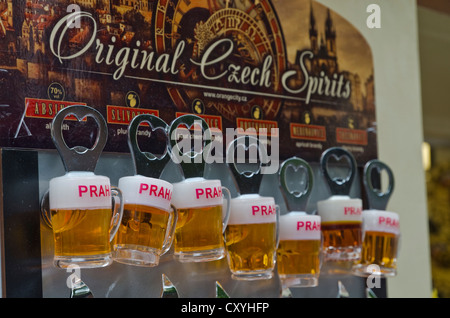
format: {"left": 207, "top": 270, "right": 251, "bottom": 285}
{"left": 363, "top": 159, "right": 394, "bottom": 210}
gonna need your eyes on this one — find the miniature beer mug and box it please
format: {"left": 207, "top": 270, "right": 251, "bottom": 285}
{"left": 172, "top": 178, "right": 231, "bottom": 262}
{"left": 353, "top": 160, "right": 400, "bottom": 277}
{"left": 169, "top": 115, "right": 231, "bottom": 262}
{"left": 225, "top": 136, "right": 278, "bottom": 280}
{"left": 113, "top": 115, "right": 177, "bottom": 267}
{"left": 42, "top": 105, "right": 124, "bottom": 269}
{"left": 278, "top": 213, "right": 321, "bottom": 287}
{"left": 277, "top": 157, "right": 322, "bottom": 288}
{"left": 317, "top": 147, "right": 362, "bottom": 262}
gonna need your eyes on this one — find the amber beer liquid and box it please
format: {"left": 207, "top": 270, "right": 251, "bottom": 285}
{"left": 317, "top": 195, "right": 363, "bottom": 261}
{"left": 171, "top": 178, "right": 230, "bottom": 262}
{"left": 49, "top": 172, "right": 122, "bottom": 268}
{"left": 113, "top": 176, "right": 175, "bottom": 267}
{"left": 277, "top": 212, "right": 321, "bottom": 288}
{"left": 225, "top": 194, "right": 278, "bottom": 280}
{"left": 353, "top": 210, "right": 400, "bottom": 277}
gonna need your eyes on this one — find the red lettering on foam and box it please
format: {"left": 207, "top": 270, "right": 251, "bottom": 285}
{"left": 90, "top": 185, "right": 98, "bottom": 197}
{"left": 98, "top": 185, "right": 105, "bottom": 197}
{"left": 297, "top": 220, "right": 320, "bottom": 231}
{"left": 149, "top": 184, "right": 158, "bottom": 196}
{"left": 196, "top": 188, "right": 204, "bottom": 199}
{"left": 196, "top": 187, "right": 221, "bottom": 199}
{"left": 165, "top": 188, "right": 172, "bottom": 200}
{"left": 78, "top": 185, "right": 110, "bottom": 198}
{"left": 139, "top": 183, "right": 149, "bottom": 194}
{"left": 79, "top": 185, "right": 88, "bottom": 197}
{"left": 252, "top": 205, "right": 275, "bottom": 216}
{"left": 261, "top": 206, "right": 267, "bottom": 215}
{"left": 157, "top": 186, "right": 165, "bottom": 198}
{"left": 378, "top": 216, "right": 399, "bottom": 228}
{"left": 344, "top": 206, "right": 362, "bottom": 215}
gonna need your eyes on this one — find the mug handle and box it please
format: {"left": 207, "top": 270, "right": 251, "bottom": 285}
{"left": 161, "top": 204, "right": 178, "bottom": 255}
{"left": 275, "top": 204, "right": 280, "bottom": 248}
{"left": 221, "top": 186, "right": 231, "bottom": 233}
{"left": 40, "top": 189, "right": 52, "bottom": 229}
{"left": 109, "top": 186, "right": 124, "bottom": 242}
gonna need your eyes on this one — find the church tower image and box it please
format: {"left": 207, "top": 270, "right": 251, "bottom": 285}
{"left": 307, "top": 1, "right": 338, "bottom": 76}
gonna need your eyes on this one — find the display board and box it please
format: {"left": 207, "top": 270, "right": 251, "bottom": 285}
{"left": 0, "top": 0, "right": 376, "bottom": 163}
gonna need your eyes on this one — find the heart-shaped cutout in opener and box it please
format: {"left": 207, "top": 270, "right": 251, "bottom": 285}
{"left": 127, "top": 114, "right": 170, "bottom": 178}
{"left": 168, "top": 114, "right": 211, "bottom": 178}
{"left": 51, "top": 105, "right": 107, "bottom": 172}
{"left": 279, "top": 157, "right": 314, "bottom": 211}
{"left": 226, "top": 135, "right": 269, "bottom": 195}
{"left": 320, "top": 147, "right": 356, "bottom": 196}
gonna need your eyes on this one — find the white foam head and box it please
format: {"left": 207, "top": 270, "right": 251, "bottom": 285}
{"left": 171, "top": 177, "right": 223, "bottom": 209}
{"left": 228, "top": 194, "right": 277, "bottom": 225}
{"left": 49, "top": 172, "right": 111, "bottom": 210}
{"left": 118, "top": 175, "right": 173, "bottom": 211}
{"left": 362, "top": 210, "right": 400, "bottom": 235}
{"left": 279, "top": 212, "right": 321, "bottom": 240}
{"left": 317, "top": 195, "right": 362, "bottom": 223}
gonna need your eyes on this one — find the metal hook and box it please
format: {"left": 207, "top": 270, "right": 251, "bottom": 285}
{"left": 226, "top": 135, "right": 268, "bottom": 195}
{"left": 51, "top": 105, "right": 107, "bottom": 172}
{"left": 168, "top": 114, "right": 211, "bottom": 179}
{"left": 320, "top": 147, "right": 356, "bottom": 196}
{"left": 128, "top": 114, "right": 170, "bottom": 178}
{"left": 279, "top": 157, "right": 314, "bottom": 212}
{"left": 363, "top": 159, "right": 394, "bottom": 210}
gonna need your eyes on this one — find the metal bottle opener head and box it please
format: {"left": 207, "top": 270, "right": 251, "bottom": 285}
{"left": 51, "top": 105, "right": 107, "bottom": 172}
{"left": 279, "top": 157, "right": 314, "bottom": 212}
{"left": 168, "top": 114, "right": 211, "bottom": 179}
{"left": 127, "top": 114, "right": 170, "bottom": 178}
{"left": 226, "top": 135, "right": 268, "bottom": 195}
{"left": 41, "top": 105, "right": 108, "bottom": 228}
{"left": 363, "top": 159, "right": 394, "bottom": 210}
{"left": 320, "top": 147, "right": 357, "bottom": 196}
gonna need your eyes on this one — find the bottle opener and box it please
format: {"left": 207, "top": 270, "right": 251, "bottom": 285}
{"left": 279, "top": 157, "right": 314, "bottom": 212}
{"left": 320, "top": 147, "right": 357, "bottom": 196}
{"left": 168, "top": 114, "right": 211, "bottom": 179}
{"left": 40, "top": 105, "right": 108, "bottom": 227}
{"left": 363, "top": 159, "right": 394, "bottom": 210}
{"left": 226, "top": 135, "right": 269, "bottom": 195}
{"left": 127, "top": 114, "right": 170, "bottom": 178}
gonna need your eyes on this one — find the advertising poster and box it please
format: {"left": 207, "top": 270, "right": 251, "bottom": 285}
{"left": 0, "top": 0, "right": 376, "bottom": 163}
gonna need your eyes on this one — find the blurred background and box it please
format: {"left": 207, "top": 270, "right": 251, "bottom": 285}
{"left": 417, "top": 0, "right": 450, "bottom": 298}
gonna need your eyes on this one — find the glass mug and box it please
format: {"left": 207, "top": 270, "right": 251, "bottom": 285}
{"left": 113, "top": 175, "right": 177, "bottom": 267}
{"left": 48, "top": 172, "right": 123, "bottom": 269}
{"left": 317, "top": 195, "right": 363, "bottom": 262}
{"left": 353, "top": 210, "right": 400, "bottom": 277}
{"left": 225, "top": 194, "right": 278, "bottom": 280}
{"left": 171, "top": 177, "right": 231, "bottom": 262}
{"left": 277, "top": 212, "right": 322, "bottom": 288}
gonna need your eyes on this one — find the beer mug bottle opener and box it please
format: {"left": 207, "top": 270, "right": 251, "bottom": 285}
{"left": 114, "top": 114, "right": 178, "bottom": 267}
{"left": 317, "top": 147, "right": 363, "bottom": 262}
{"left": 169, "top": 114, "right": 231, "bottom": 262}
{"left": 41, "top": 105, "right": 124, "bottom": 269}
{"left": 353, "top": 159, "right": 400, "bottom": 277}
{"left": 278, "top": 157, "right": 322, "bottom": 288}
{"left": 225, "top": 136, "right": 279, "bottom": 280}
